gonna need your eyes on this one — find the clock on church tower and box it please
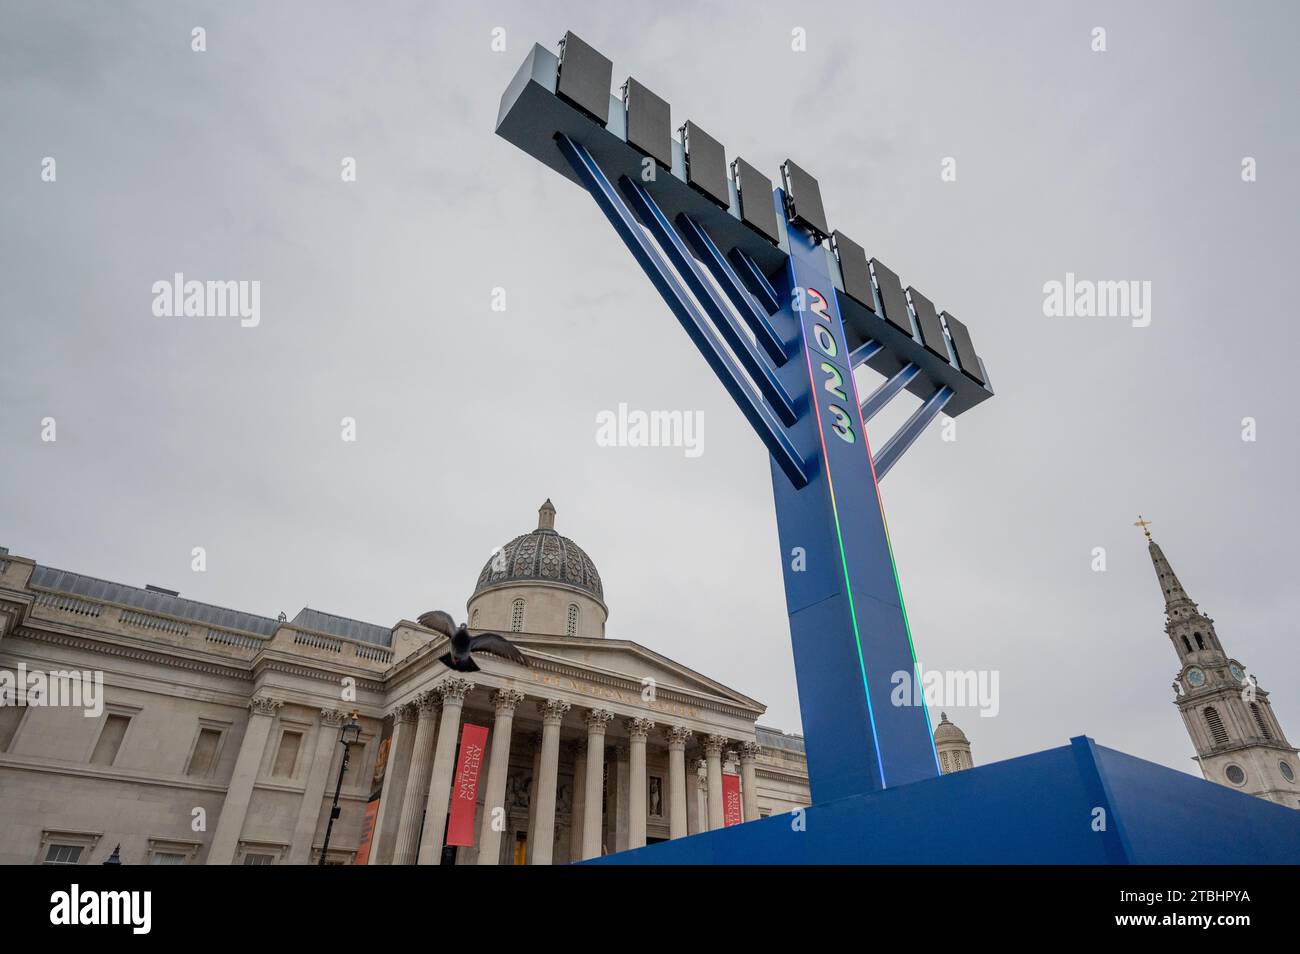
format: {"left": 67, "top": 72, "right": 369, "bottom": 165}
{"left": 1137, "top": 517, "right": 1299, "bottom": 808}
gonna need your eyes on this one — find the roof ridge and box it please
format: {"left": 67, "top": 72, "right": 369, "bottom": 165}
{"left": 298, "top": 605, "right": 381, "bottom": 624}
{"left": 32, "top": 565, "right": 280, "bottom": 624}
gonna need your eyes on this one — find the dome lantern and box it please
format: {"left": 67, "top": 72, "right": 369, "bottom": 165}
{"left": 933, "top": 712, "right": 974, "bottom": 773}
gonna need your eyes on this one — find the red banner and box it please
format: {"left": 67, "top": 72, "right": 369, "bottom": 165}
{"left": 446, "top": 723, "right": 489, "bottom": 847}
{"left": 722, "top": 772, "right": 743, "bottom": 827}
{"left": 354, "top": 799, "right": 381, "bottom": 865}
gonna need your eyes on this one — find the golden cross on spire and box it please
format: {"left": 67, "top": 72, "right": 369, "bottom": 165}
{"left": 1134, "top": 515, "right": 1153, "bottom": 541}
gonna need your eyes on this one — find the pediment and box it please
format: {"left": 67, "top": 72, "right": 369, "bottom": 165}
{"left": 513, "top": 634, "right": 764, "bottom": 714}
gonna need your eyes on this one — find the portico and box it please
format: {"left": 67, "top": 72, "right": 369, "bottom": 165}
{"left": 369, "top": 636, "right": 773, "bottom": 865}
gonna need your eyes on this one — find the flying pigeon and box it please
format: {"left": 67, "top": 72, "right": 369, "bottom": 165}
{"left": 417, "top": 610, "right": 528, "bottom": 673}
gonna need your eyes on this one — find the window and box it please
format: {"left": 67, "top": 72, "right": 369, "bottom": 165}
{"left": 940, "top": 751, "right": 950, "bottom": 771}
{"left": 37, "top": 830, "right": 100, "bottom": 865}
{"left": 1181, "top": 635, "right": 1192, "bottom": 654}
{"left": 470, "top": 608, "right": 479, "bottom": 626}
{"left": 1280, "top": 761, "right": 1295, "bottom": 783}
{"left": 510, "top": 598, "right": 525, "bottom": 633}
{"left": 311, "top": 848, "right": 354, "bottom": 865}
{"left": 1250, "top": 703, "right": 1273, "bottom": 740}
{"left": 90, "top": 713, "right": 131, "bottom": 766}
{"left": 44, "top": 844, "right": 83, "bottom": 865}
{"left": 147, "top": 837, "right": 201, "bottom": 865}
{"left": 272, "top": 730, "right": 303, "bottom": 777}
{"left": 1224, "top": 764, "right": 1246, "bottom": 786}
{"left": 237, "top": 841, "right": 286, "bottom": 865}
{"left": 186, "top": 727, "right": 223, "bottom": 777}
{"left": 1204, "top": 707, "right": 1229, "bottom": 746}
{"left": 566, "top": 603, "right": 579, "bottom": 637}
{"left": 1194, "top": 632, "right": 1205, "bottom": 650}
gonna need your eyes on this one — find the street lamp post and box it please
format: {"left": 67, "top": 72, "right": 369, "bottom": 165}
{"left": 319, "top": 712, "right": 362, "bottom": 865}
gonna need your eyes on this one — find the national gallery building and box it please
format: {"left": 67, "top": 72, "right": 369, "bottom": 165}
{"left": 0, "top": 501, "right": 971, "bottom": 865}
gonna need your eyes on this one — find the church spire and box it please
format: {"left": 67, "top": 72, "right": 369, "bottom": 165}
{"left": 1138, "top": 516, "right": 1196, "bottom": 615}
{"left": 1138, "top": 517, "right": 1222, "bottom": 663}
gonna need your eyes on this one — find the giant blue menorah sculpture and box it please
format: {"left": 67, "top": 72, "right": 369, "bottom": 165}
{"left": 495, "top": 32, "right": 1300, "bottom": 864}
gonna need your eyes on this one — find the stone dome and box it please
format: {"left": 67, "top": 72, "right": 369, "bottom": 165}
{"left": 473, "top": 499, "right": 604, "bottom": 603}
{"left": 933, "top": 712, "right": 969, "bottom": 744}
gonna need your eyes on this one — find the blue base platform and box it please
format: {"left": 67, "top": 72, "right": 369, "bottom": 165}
{"left": 586, "top": 737, "right": 1300, "bottom": 864}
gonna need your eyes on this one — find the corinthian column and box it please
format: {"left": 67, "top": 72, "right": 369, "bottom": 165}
{"left": 416, "top": 678, "right": 473, "bottom": 864}
{"left": 703, "top": 734, "right": 726, "bottom": 831}
{"left": 665, "top": 726, "right": 692, "bottom": 839}
{"left": 581, "top": 709, "right": 614, "bottom": 859}
{"left": 530, "top": 699, "right": 570, "bottom": 866}
{"left": 740, "top": 741, "right": 762, "bottom": 822}
{"left": 476, "top": 689, "right": 525, "bottom": 865}
{"left": 369, "top": 705, "right": 417, "bottom": 865}
{"left": 626, "top": 718, "right": 654, "bottom": 849}
{"left": 392, "top": 691, "right": 441, "bottom": 864}
{"left": 207, "top": 695, "right": 282, "bottom": 864}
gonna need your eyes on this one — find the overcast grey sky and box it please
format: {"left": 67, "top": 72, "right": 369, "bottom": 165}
{"left": 2, "top": 0, "right": 1297, "bottom": 776}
